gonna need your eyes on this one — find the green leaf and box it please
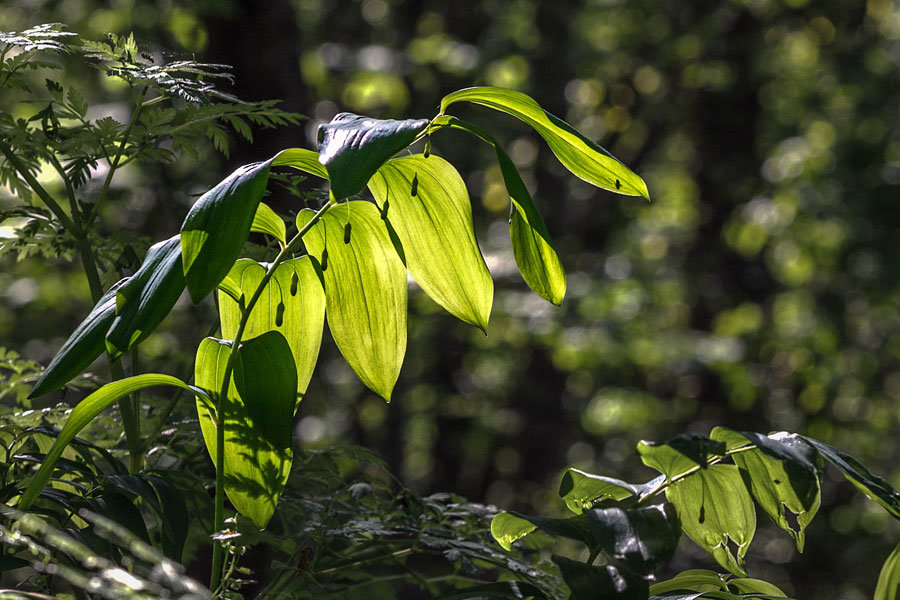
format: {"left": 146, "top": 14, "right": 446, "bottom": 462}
{"left": 586, "top": 505, "right": 681, "bottom": 576}
{"left": 272, "top": 147, "right": 329, "bottom": 179}
{"left": 105, "top": 234, "right": 185, "bottom": 359}
{"left": 876, "top": 541, "right": 900, "bottom": 600}
{"left": 727, "top": 578, "right": 789, "bottom": 597}
{"left": 558, "top": 468, "right": 665, "bottom": 513}
{"left": 218, "top": 257, "right": 325, "bottom": 399}
{"left": 19, "top": 374, "right": 205, "bottom": 510}
{"left": 490, "top": 512, "right": 538, "bottom": 551}
{"left": 368, "top": 154, "right": 493, "bottom": 331}
{"left": 317, "top": 113, "right": 429, "bottom": 200}
{"left": 435, "top": 582, "right": 549, "bottom": 600}
{"left": 29, "top": 279, "right": 128, "bottom": 398}
{"left": 552, "top": 555, "right": 648, "bottom": 600}
{"left": 251, "top": 202, "right": 287, "bottom": 248}
{"left": 671, "top": 465, "right": 755, "bottom": 576}
{"left": 711, "top": 428, "right": 821, "bottom": 551}
{"left": 650, "top": 570, "right": 729, "bottom": 595}
{"left": 298, "top": 202, "right": 407, "bottom": 400}
{"left": 181, "top": 159, "right": 273, "bottom": 303}
{"left": 440, "top": 86, "right": 649, "bottom": 199}
{"left": 803, "top": 436, "right": 900, "bottom": 519}
{"left": 194, "top": 337, "right": 292, "bottom": 528}
{"left": 233, "top": 330, "right": 297, "bottom": 450}
{"left": 434, "top": 116, "right": 565, "bottom": 304}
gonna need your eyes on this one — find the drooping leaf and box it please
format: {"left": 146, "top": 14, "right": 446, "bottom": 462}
{"left": 233, "top": 330, "right": 297, "bottom": 450}
{"left": 490, "top": 512, "right": 538, "bottom": 551}
{"left": 194, "top": 337, "right": 292, "bottom": 528}
{"left": 105, "top": 234, "right": 185, "bottom": 359}
{"left": 368, "top": 154, "right": 493, "bottom": 331}
{"left": 727, "top": 578, "right": 789, "bottom": 597}
{"left": 298, "top": 202, "right": 406, "bottom": 400}
{"left": 432, "top": 116, "right": 565, "bottom": 304}
{"left": 804, "top": 436, "right": 900, "bottom": 519}
{"left": 251, "top": 202, "right": 287, "bottom": 248}
{"left": 667, "top": 465, "right": 755, "bottom": 576}
{"left": 181, "top": 159, "right": 273, "bottom": 303}
{"left": 552, "top": 555, "right": 648, "bottom": 600}
{"left": 711, "top": 428, "right": 821, "bottom": 551}
{"left": 28, "top": 279, "right": 128, "bottom": 398}
{"left": 272, "top": 147, "right": 329, "bottom": 179}
{"left": 558, "top": 468, "right": 665, "bottom": 514}
{"left": 650, "top": 570, "right": 729, "bottom": 595}
{"left": 217, "top": 257, "right": 325, "bottom": 399}
{"left": 440, "top": 87, "right": 649, "bottom": 199}
{"left": 317, "top": 113, "right": 429, "bottom": 200}
{"left": 875, "top": 541, "right": 900, "bottom": 600}
{"left": 19, "top": 374, "right": 206, "bottom": 509}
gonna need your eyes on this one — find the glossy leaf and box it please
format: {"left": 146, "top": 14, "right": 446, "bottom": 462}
{"left": 559, "top": 468, "right": 665, "bottom": 514}
{"left": 440, "top": 86, "right": 649, "bottom": 199}
{"left": 298, "top": 202, "right": 407, "bottom": 400}
{"left": 875, "top": 541, "right": 900, "bottom": 600}
{"left": 804, "top": 436, "right": 900, "bottom": 519}
{"left": 650, "top": 570, "right": 729, "bottom": 595}
{"left": 194, "top": 337, "right": 292, "bottom": 528}
{"left": 552, "top": 555, "right": 648, "bottom": 600}
{"left": 368, "top": 154, "right": 493, "bottom": 331}
{"left": 272, "top": 147, "right": 329, "bottom": 179}
{"left": 19, "top": 374, "right": 206, "bottom": 509}
{"left": 711, "top": 428, "right": 821, "bottom": 550}
{"left": 181, "top": 159, "right": 273, "bottom": 303}
{"left": 218, "top": 257, "right": 325, "bottom": 399}
{"left": 28, "top": 279, "right": 127, "bottom": 398}
{"left": 317, "top": 113, "right": 429, "bottom": 200}
{"left": 251, "top": 202, "right": 287, "bottom": 247}
{"left": 105, "top": 234, "right": 185, "bottom": 359}
{"left": 434, "top": 116, "right": 565, "bottom": 304}
{"left": 233, "top": 330, "right": 297, "bottom": 450}
{"left": 586, "top": 505, "right": 681, "bottom": 576}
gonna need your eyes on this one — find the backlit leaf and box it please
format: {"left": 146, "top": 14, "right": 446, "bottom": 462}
{"left": 711, "top": 428, "right": 821, "bottom": 551}
{"left": 105, "top": 234, "right": 185, "bottom": 359}
{"left": 368, "top": 154, "right": 493, "bottom": 331}
{"left": 440, "top": 87, "right": 649, "bottom": 199}
{"left": 298, "top": 202, "right": 406, "bottom": 400}
{"left": 251, "top": 202, "right": 287, "bottom": 248}
{"left": 317, "top": 113, "right": 429, "bottom": 200}
{"left": 558, "top": 468, "right": 664, "bottom": 514}
{"left": 217, "top": 257, "right": 325, "bottom": 399}
{"left": 272, "top": 147, "right": 329, "bottom": 179}
{"left": 29, "top": 279, "right": 128, "bottom": 398}
{"left": 194, "top": 336, "right": 292, "bottom": 529}
{"left": 875, "top": 541, "right": 900, "bottom": 600}
{"left": 181, "top": 159, "right": 273, "bottom": 303}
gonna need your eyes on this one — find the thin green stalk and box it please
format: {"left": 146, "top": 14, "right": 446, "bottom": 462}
{"left": 87, "top": 85, "right": 147, "bottom": 224}
{"left": 0, "top": 139, "right": 76, "bottom": 232}
{"left": 209, "top": 198, "right": 335, "bottom": 592}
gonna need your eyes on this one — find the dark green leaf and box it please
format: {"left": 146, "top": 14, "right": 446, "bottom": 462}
{"left": 804, "top": 436, "right": 900, "bottom": 519}
{"left": 181, "top": 159, "right": 273, "bottom": 303}
{"left": 28, "top": 279, "right": 127, "bottom": 398}
{"left": 317, "top": 113, "right": 429, "bottom": 200}
{"left": 711, "top": 428, "right": 820, "bottom": 550}
{"left": 105, "top": 234, "right": 185, "bottom": 359}
{"left": 218, "top": 257, "right": 325, "bottom": 399}
{"left": 650, "top": 570, "right": 728, "bottom": 595}
{"left": 440, "top": 87, "right": 649, "bottom": 199}
{"left": 194, "top": 337, "right": 292, "bottom": 528}
{"left": 19, "top": 374, "right": 206, "bottom": 510}
{"left": 552, "top": 555, "right": 648, "bottom": 600}
{"left": 368, "top": 154, "right": 493, "bottom": 331}
{"left": 234, "top": 330, "right": 297, "bottom": 450}
{"left": 584, "top": 504, "right": 681, "bottom": 575}
{"left": 875, "top": 541, "right": 900, "bottom": 600}
{"left": 435, "top": 582, "right": 549, "bottom": 600}
{"left": 298, "top": 202, "right": 407, "bottom": 401}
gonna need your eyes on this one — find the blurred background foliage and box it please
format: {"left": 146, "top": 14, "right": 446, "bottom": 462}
{"left": 2, "top": 0, "right": 900, "bottom": 597}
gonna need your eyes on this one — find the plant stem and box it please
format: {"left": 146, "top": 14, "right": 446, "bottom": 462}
{"left": 209, "top": 198, "right": 335, "bottom": 592}
{"left": 0, "top": 140, "right": 76, "bottom": 232}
